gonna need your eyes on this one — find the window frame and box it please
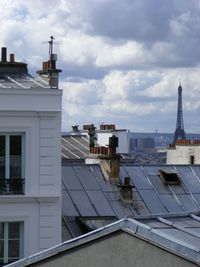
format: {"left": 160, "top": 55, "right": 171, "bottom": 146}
{"left": 0, "top": 133, "right": 25, "bottom": 180}
{"left": 0, "top": 221, "right": 24, "bottom": 265}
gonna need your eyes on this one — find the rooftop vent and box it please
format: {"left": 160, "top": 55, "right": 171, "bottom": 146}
{"left": 159, "top": 169, "right": 180, "bottom": 185}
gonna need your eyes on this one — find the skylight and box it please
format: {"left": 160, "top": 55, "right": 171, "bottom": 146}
{"left": 158, "top": 169, "right": 181, "bottom": 185}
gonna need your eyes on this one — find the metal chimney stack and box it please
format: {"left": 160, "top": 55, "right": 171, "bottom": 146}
{"left": 1, "top": 47, "right": 7, "bottom": 62}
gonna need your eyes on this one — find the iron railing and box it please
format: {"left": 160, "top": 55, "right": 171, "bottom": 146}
{"left": 0, "top": 179, "right": 25, "bottom": 195}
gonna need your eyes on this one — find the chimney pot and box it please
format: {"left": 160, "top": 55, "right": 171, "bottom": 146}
{"left": 10, "top": 53, "right": 15, "bottom": 63}
{"left": 1, "top": 47, "right": 7, "bottom": 62}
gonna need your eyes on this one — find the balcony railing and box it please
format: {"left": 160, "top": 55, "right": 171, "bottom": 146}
{"left": 0, "top": 179, "right": 25, "bottom": 195}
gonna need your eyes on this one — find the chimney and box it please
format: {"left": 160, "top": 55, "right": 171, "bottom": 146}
{"left": 100, "top": 156, "right": 120, "bottom": 183}
{"left": 118, "top": 177, "right": 134, "bottom": 204}
{"left": 10, "top": 54, "right": 15, "bottom": 63}
{"left": 86, "top": 133, "right": 120, "bottom": 184}
{"left": 37, "top": 36, "right": 61, "bottom": 88}
{"left": 1, "top": 47, "right": 7, "bottom": 62}
{"left": 88, "top": 124, "right": 97, "bottom": 147}
{"left": 72, "top": 125, "right": 79, "bottom": 132}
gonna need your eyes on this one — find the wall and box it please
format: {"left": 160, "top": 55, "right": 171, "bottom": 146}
{"left": 167, "top": 145, "right": 200, "bottom": 164}
{"left": 0, "top": 88, "right": 62, "bottom": 258}
{"left": 29, "top": 231, "right": 196, "bottom": 267}
{"left": 96, "top": 130, "right": 130, "bottom": 154}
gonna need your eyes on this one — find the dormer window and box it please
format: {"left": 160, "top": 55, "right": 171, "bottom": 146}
{"left": 0, "top": 134, "right": 24, "bottom": 195}
{"left": 158, "top": 169, "right": 180, "bottom": 185}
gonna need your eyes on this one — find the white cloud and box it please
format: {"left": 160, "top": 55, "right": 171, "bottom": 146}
{"left": 1, "top": 0, "right": 200, "bottom": 133}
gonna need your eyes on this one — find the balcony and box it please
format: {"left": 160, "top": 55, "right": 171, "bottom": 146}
{"left": 0, "top": 179, "right": 25, "bottom": 195}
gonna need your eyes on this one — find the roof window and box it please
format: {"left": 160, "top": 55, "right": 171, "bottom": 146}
{"left": 158, "top": 169, "right": 180, "bottom": 185}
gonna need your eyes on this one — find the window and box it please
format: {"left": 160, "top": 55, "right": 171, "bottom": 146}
{"left": 0, "top": 222, "right": 24, "bottom": 265}
{"left": 0, "top": 134, "right": 24, "bottom": 195}
{"left": 159, "top": 169, "right": 181, "bottom": 185}
{"left": 190, "top": 155, "right": 195, "bottom": 165}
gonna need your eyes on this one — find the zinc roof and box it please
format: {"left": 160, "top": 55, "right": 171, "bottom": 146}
{"left": 62, "top": 163, "right": 200, "bottom": 236}
{"left": 6, "top": 216, "right": 200, "bottom": 266}
{"left": 0, "top": 73, "right": 50, "bottom": 89}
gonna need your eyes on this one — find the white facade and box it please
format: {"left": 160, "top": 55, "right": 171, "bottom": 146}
{"left": 0, "top": 88, "right": 62, "bottom": 263}
{"left": 96, "top": 130, "right": 130, "bottom": 154}
{"left": 167, "top": 144, "right": 200, "bottom": 164}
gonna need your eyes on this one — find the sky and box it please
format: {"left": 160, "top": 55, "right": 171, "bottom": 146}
{"left": 1, "top": 0, "right": 200, "bottom": 133}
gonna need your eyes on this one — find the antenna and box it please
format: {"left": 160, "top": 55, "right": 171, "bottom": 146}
{"left": 48, "top": 36, "right": 55, "bottom": 57}
{"left": 179, "top": 78, "right": 181, "bottom": 87}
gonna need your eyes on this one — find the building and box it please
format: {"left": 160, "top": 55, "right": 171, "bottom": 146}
{"left": 0, "top": 43, "right": 62, "bottom": 265}
{"left": 5, "top": 217, "right": 200, "bottom": 267}
{"left": 129, "top": 137, "right": 155, "bottom": 152}
{"left": 167, "top": 140, "right": 200, "bottom": 164}
{"left": 4, "top": 111, "right": 200, "bottom": 266}
{"left": 61, "top": 124, "right": 131, "bottom": 160}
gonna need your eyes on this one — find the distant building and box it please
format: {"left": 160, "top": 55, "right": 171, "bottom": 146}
{"left": 167, "top": 140, "right": 200, "bottom": 164}
{"left": 130, "top": 137, "right": 155, "bottom": 153}
{"left": 0, "top": 42, "right": 62, "bottom": 265}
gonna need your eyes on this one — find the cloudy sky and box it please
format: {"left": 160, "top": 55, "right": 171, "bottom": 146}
{"left": 1, "top": 0, "right": 200, "bottom": 133}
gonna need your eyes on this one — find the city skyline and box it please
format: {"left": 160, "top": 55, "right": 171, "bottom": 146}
{"left": 1, "top": 0, "right": 200, "bottom": 133}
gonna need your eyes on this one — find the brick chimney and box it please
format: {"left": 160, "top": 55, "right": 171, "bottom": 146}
{"left": 85, "top": 133, "right": 120, "bottom": 184}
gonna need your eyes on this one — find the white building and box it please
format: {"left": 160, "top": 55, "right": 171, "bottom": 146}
{"left": 167, "top": 140, "right": 200, "bottom": 164}
{"left": 0, "top": 46, "right": 62, "bottom": 265}
{"left": 81, "top": 124, "right": 130, "bottom": 154}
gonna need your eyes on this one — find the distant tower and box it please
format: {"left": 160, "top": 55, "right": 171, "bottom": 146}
{"left": 173, "top": 82, "right": 186, "bottom": 144}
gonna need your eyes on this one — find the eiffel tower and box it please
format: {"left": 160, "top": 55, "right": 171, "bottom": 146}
{"left": 173, "top": 82, "right": 186, "bottom": 144}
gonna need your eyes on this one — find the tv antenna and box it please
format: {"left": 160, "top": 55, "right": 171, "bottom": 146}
{"left": 49, "top": 36, "right": 55, "bottom": 55}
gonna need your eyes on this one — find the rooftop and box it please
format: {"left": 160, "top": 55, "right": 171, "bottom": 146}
{"left": 0, "top": 43, "right": 61, "bottom": 89}
{"left": 6, "top": 216, "right": 200, "bottom": 266}
{"left": 62, "top": 163, "right": 200, "bottom": 237}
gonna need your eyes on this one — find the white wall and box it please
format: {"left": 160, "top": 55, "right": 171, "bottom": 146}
{"left": 0, "top": 88, "right": 62, "bottom": 257}
{"left": 167, "top": 145, "right": 200, "bottom": 164}
{"left": 96, "top": 130, "right": 130, "bottom": 154}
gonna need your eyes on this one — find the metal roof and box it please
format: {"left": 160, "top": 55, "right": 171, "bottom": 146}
{"left": 0, "top": 73, "right": 51, "bottom": 89}
{"left": 62, "top": 163, "right": 200, "bottom": 237}
{"left": 5, "top": 217, "right": 200, "bottom": 266}
{"left": 61, "top": 135, "right": 90, "bottom": 159}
